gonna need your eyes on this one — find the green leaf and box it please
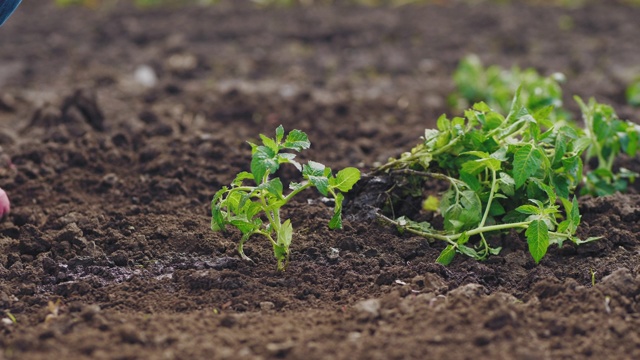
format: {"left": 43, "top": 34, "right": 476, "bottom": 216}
{"left": 284, "top": 129, "right": 310, "bottom": 151}
{"left": 229, "top": 218, "right": 258, "bottom": 235}
{"left": 498, "top": 172, "right": 515, "bottom": 196}
{"left": 436, "top": 114, "right": 450, "bottom": 132}
{"left": 264, "top": 178, "right": 284, "bottom": 199}
{"left": 309, "top": 176, "right": 329, "bottom": 196}
{"left": 436, "top": 245, "right": 456, "bottom": 266}
{"left": 232, "top": 171, "right": 254, "bottom": 186}
{"left": 473, "top": 101, "right": 491, "bottom": 112}
{"left": 277, "top": 153, "right": 302, "bottom": 172}
{"left": 260, "top": 134, "right": 278, "bottom": 153}
{"left": 456, "top": 232, "right": 470, "bottom": 245}
{"left": 275, "top": 125, "right": 285, "bottom": 144}
{"left": 251, "top": 146, "right": 279, "bottom": 183}
{"left": 570, "top": 196, "right": 581, "bottom": 230}
{"left": 516, "top": 205, "right": 539, "bottom": 215}
{"left": 303, "top": 161, "right": 330, "bottom": 196}
{"left": 513, "top": 144, "right": 545, "bottom": 188}
{"left": 526, "top": 220, "right": 549, "bottom": 264}
{"left": 303, "top": 161, "right": 325, "bottom": 177}
{"left": 277, "top": 219, "right": 293, "bottom": 247}
{"left": 460, "top": 171, "right": 481, "bottom": 192}
{"left": 458, "top": 245, "right": 480, "bottom": 259}
{"left": 550, "top": 173, "right": 570, "bottom": 200}
{"left": 329, "top": 193, "right": 344, "bottom": 229}
{"left": 332, "top": 167, "right": 361, "bottom": 192}
{"left": 461, "top": 160, "right": 485, "bottom": 175}
{"left": 211, "top": 188, "right": 227, "bottom": 232}
{"left": 552, "top": 132, "right": 568, "bottom": 166}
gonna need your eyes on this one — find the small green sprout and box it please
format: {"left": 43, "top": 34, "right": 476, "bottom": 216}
{"left": 211, "top": 125, "right": 360, "bottom": 271}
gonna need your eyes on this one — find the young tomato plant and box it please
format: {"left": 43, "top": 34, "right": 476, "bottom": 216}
{"left": 211, "top": 125, "right": 360, "bottom": 271}
{"left": 576, "top": 96, "right": 640, "bottom": 196}
{"left": 379, "top": 90, "right": 598, "bottom": 265}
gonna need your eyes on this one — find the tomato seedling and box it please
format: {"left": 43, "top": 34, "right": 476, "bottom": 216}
{"left": 211, "top": 125, "right": 361, "bottom": 271}
{"left": 379, "top": 90, "right": 598, "bottom": 264}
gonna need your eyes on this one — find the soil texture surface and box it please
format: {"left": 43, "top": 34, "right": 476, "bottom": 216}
{"left": 2, "top": 1, "right": 640, "bottom": 359}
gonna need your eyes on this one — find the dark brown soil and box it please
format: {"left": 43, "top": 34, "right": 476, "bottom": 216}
{"left": 2, "top": 1, "right": 640, "bottom": 359}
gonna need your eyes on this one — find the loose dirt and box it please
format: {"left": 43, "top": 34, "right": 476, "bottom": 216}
{"left": 1, "top": 1, "right": 640, "bottom": 359}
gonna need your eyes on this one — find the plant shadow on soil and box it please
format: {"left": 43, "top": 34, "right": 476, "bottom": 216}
{"left": 2, "top": 1, "right": 640, "bottom": 359}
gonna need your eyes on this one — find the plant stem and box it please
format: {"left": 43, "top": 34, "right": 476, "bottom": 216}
{"left": 378, "top": 212, "right": 531, "bottom": 244}
{"left": 479, "top": 169, "right": 498, "bottom": 228}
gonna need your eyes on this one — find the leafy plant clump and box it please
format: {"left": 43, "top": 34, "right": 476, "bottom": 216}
{"left": 577, "top": 97, "right": 640, "bottom": 195}
{"left": 449, "top": 55, "right": 567, "bottom": 120}
{"left": 211, "top": 125, "right": 361, "bottom": 271}
{"left": 379, "top": 90, "right": 599, "bottom": 265}
{"left": 451, "top": 55, "right": 640, "bottom": 196}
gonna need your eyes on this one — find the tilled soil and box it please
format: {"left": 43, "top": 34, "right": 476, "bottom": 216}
{"left": 1, "top": 1, "right": 640, "bottom": 359}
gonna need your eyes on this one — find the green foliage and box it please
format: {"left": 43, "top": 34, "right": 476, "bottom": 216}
{"left": 379, "top": 91, "right": 599, "bottom": 264}
{"left": 211, "top": 126, "right": 360, "bottom": 271}
{"left": 627, "top": 79, "right": 640, "bottom": 107}
{"left": 449, "top": 55, "right": 567, "bottom": 121}
{"left": 451, "top": 55, "right": 640, "bottom": 197}
{"left": 576, "top": 96, "right": 640, "bottom": 196}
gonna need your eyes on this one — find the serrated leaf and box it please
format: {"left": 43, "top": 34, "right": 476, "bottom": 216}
{"left": 278, "top": 153, "right": 302, "bottom": 171}
{"left": 284, "top": 129, "right": 310, "bottom": 151}
{"left": 303, "top": 161, "right": 326, "bottom": 177}
{"left": 516, "top": 205, "right": 540, "bottom": 215}
{"left": 329, "top": 193, "right": 344, "bottom": 229}
{"left": 526, "top": 220, "right": 549, "bottom": 264}
{"left": 251, "top": 146, "right": 279, "bottom": 183}
{"left": 513, "top": 144, "right": 545, "bottom": 188}
{"left": 333, "top": 167, "right": 361, "bottom": 192}
{"left": 260, "top": 134, "right": 278, "bottom": 153}
{"left": 308, "top": 176, "right": 328, "bottom": 196}
{"left": 436, "top": 245, "right": 456, "bottom": 266}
